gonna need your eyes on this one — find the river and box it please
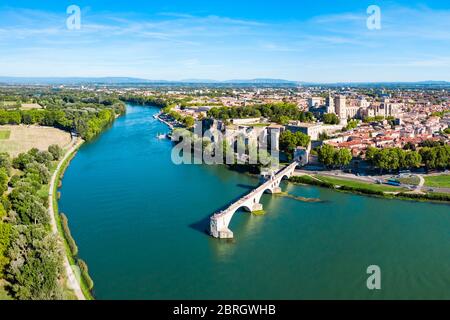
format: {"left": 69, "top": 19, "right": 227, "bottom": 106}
{"left": 59, "top": 104, "right": 450, "bottom": 300}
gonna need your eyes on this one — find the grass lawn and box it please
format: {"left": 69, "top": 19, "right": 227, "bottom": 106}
{"left": 0, "top": 125, "right": 71, "bottom": 157}
{"left": 398, "top": 176, "right": 420, "bottom": 186}
{"left": 0, "top": 101, "right": 18, "bottom": 107}
{"left": 0, "top": 130, "right": 11, "bottom": 140}
{"left": 424, "top": 175, "right": 450, "bottom": 188}
{"left": 247, "top": 123, "right": 271, "bottom": 127}
{"left": 316, "top": 175, "right": 405, "bottom": 192}
{"left": 20, "top": 103, "right": 43, "bottom": 110}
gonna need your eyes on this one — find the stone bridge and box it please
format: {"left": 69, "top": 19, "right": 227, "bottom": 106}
{"left": 210, "top": 162, "right": 298, "bottom": 239}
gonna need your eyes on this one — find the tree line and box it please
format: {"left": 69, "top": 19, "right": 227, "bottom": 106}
{"left": 317, "top": 144, "right": 353, "bottom": 169}
{"left": 207, "top": 102, "right": 315, "bottom": 124}
{"left": 366, "top": 144, "right": 450, "bottom": 172}
{"left": 314, "top": 141, "right": 449, "bottom": 172}
{"left": 0, "top": 89, "right": 125, "bottom": 141}
{"left": 120, "top": 94, "right": 198, "bottom": 110}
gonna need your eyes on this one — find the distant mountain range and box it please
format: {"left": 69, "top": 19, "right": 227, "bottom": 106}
{"left": 0, "top": 77, "right": 300, "bottom": 85}
{"left": 0, "top": 77, "right": 448, "bottom": 87}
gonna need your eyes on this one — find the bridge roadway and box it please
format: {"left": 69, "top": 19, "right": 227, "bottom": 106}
{"left": 210, "top": 162, "right": 298, "bottom": 239}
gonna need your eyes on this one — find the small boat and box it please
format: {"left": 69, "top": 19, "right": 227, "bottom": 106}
{"left": 156, "top": 133, "right": 167, "bottom": 140}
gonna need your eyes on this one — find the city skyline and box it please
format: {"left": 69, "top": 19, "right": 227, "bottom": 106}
{"left": 0, "top": 0, "right": 449, "bottom": 82}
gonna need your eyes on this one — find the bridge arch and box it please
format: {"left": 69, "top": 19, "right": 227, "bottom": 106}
{"left": 210, "top": 162, "right": 298, "bottom": 239}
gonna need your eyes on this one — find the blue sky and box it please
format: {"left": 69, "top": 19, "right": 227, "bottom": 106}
{"left": 0, "top": 0, "right": 449, "bottom": 82}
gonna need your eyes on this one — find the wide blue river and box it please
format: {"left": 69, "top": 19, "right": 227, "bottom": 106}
{"left": 59, "top": 104, "right": 450, "bottom": 299}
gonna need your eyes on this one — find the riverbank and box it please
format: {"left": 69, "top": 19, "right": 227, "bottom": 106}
{"left": 155, "top": 112, "right": 175, "bottom": 129}
{"left": 49, "top": 138, "right": 93, "bottom": 300}
{"left": 289, "top": 174, "right": 450, "bottom": 203}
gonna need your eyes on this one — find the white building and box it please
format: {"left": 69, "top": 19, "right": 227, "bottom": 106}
{"left": 286, "top": 121, "right": 344, "bottom": 141}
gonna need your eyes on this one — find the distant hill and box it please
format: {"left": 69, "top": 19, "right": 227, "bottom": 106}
{"left": 0, "top": 77, "right": 448, "bottom": 87}
{"left": 223, "top": 79, "right": 299, "bottom": 84}
{"left": 0, "top": 77, "right": 167, "bottom": 85}
{"left": 0, "top": 77, "right": 299, "bottom": 85}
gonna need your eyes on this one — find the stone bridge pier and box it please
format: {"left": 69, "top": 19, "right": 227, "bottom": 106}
{"left": 210, "top": 162, "right": 298, "bottom": 239}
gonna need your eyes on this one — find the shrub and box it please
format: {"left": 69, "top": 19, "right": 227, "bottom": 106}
{"left": 339, "top": 185, "right": 384, "bottom": 196}
{"left": 0, "top": 221, "right": 11, "bottom": 277}
{"left": 48, "top": 144, "right": 63, "bottom": 161}
{"left": 77, "top": 259, "right": 94, "bottom": 290}
{"left": 397, "top": 192, "right": 450, "bottom": 202}
{"left": 289, "top": 176, "right": 335, "bottom": 188}
{"left": 60, "top": 213, "right": 78, "bottom": 256}
{"left": 0, "top": 203, "right": 6, "bottom": 219}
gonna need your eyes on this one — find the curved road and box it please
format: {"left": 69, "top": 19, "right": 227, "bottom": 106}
{"left": 48, "top": 137, "right": 86, "bottom": 300}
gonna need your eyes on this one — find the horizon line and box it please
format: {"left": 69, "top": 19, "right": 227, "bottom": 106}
{"left": 0, "top": 76, "right": 449, "bottom": 85}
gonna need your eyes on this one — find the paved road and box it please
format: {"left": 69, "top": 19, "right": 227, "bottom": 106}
{"left": 48, "top": 138, "right": 85, "bottom": 300}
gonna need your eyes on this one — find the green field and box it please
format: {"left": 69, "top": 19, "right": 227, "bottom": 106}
{"left": 398, "top": 176, "right": 421, "bottom": 186}
{"left": 0, "top": 130, "right": 11, "bottom": 140}
{"left": 316, "top": 175, "right": 405, "bottom": 192}
{"left": 424, "top": 175, "right": 450, "bottom": 188}
{"left": 0, "top": 125, "right": 71, "bottom": 157}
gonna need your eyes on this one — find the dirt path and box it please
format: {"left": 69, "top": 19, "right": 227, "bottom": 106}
{"left": 48, "top": 137, "right": 85, "bottom": 300}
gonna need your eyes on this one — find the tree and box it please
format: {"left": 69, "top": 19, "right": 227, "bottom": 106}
{"left": 374, "top": 148, "right": 400, "bottom": 172}
{"left": 206, "top": 102, "right": 315, "bottom": 124}
{"left": 0, "top": 168, "right": 8, "bottom": 195}
{"left": 295, "top": 132, "right": 311, "bottom": 148}
{"left": 420, "top": 147, "right": 437, "bottom": 170}
{"left": 182, "top": 116, "right": 195, "bottom": 128}
{"left": 403, "top": 142, "right": 416, "bottom": 151}
{"left": 6, "top": 225, "right": 63, "bottom": 300}
{"left": 279, "top": 130, "right": 311, "bottom": 160}
{"left": 279, "top": 116, "right": 290, "bottom": 125}
{"left": 35, "top": 151, "right": 54, "bottom": 166}
{"left": 318, "top": 144, "right": 337, "bottom": 168}
{"left": 12, "top": 152, "right": 34, "bottom": 171}
{"left": 334, "top": 148, "right": 352, "bottom": 168}
{"left": 0, "top": 203, "right": 6, "bottom": 219}
{"left": 318, "top": 131, "right": 330, "bottom": 141}
{"left": 404, "top": 151, "right": 422, "bottom": 169}
{"left": 323, "top": 113, "right": 340, "bottom": 125}
{"left": 434, "top": 145, "right": 450, "bottom": 169}
{"left": 24, "top": 162, "right": 51, "bottom": 184}
{"left": 365, "top": 146, "right": 378, "bottom": 163}
{"left": 0, "top": 221, "right": 11, "bottom": 277}
{"left": 344, "top": 120, "right": 358, "bottom": 131}
{"left": 48, "top": 144, "right": 63, "bottom": 161}
{"left": 279, "top": 131, "right": 297, "bottom": 155}
{"left": 0, "top": 152, "right": 12, "bottom": 174}
{"left": 9, "top": 186, "right": 49, "bottom": 225}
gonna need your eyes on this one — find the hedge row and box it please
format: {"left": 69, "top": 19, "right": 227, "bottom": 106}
{"left": 289, "top": 176, "right": 334, "bottom": 188}
{"left": 60, "top": 213, "right": 78, "bottom": 257}
{"left": 339, "top": 185, "right": 385, "bottom": 196}
{"left": 397, "top": 192, "right": 450, "bottom": 202}
{"left": 77, "top": 259, "right": 94, "bottom": 291}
